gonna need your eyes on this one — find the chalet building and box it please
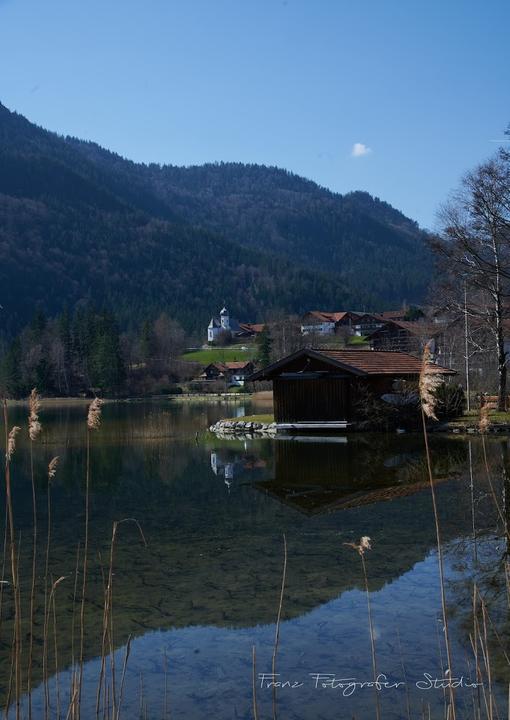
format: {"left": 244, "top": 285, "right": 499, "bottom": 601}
{"left": 301, "top": 311, "right": 358, "bottom": 336}
{"left": 368, "top": 320, "right": 445, "bottom": 355}
{"left": 200, "top": 360, "right": 255, "bottom": 387}
{"left": 249, "top": 348, "right": 454, "bottom": 423}
{"left": 379, "top": 309, "right": 408, "bottom": 322}
{"left": 207, "top": 306, "right": 263, "bottom": 343}
{"left": 351, "top": 313, "right": 386, "bottom": 336}
{"left": 301, "top": 311, "right": 384, "bottom": 337}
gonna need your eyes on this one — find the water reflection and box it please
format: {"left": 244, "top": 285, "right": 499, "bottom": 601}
{"left": 210, "top": 448, "right": 267, "bottom": 491}
{"left": 0, "top": 400, "right": 508, "bottom": 718}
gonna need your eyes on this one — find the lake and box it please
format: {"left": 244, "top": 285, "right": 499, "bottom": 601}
{"left": 1, "top": 399, "right": 509, "bottom": 719}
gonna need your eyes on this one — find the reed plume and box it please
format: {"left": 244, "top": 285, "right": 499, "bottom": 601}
{"left": 479, "top": 404, "right": 491, "bottom": 434}
{"left": 28, "top": 388, "right": 42, "bottom": 441}
{"left": 48, "top": 456, "right": 60, "bottom": 479}
{"left": 6, "top": 426, "right": 21, "bottom": 462}
{"left": 87, "top": 398, "right": 103, "bottom": 430}
{"left": 419, "top": 342, "right": 442, "bottom": 420}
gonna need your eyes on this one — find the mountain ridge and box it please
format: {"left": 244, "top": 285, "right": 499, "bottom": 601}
{"left": 0, "top": 102, "right": 432, "bottom": 335}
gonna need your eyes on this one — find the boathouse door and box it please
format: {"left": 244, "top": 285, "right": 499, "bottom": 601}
{"left": 273, "top": 377, "right": 350, "bottom": 422}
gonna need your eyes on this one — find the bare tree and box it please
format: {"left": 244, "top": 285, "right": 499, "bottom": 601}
{"left": 431, "top": 153, "right": 510, "bottom": 410}
{"left": 153, "top": 313, "right": 186, "bottom": 360}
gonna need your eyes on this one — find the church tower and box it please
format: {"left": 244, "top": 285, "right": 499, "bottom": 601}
{"left": 220, "top": 306, "right": 230, "bottom": 330}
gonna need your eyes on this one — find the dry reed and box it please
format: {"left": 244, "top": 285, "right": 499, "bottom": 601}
{"left": 419, "top": 343, "right": 456, "bottom": 720}
{"left": 27, "top": 389, "right": 42, "bottom": 720}
{"left": 271, "top": 533, "right": 287, "bottom": 720}
{"left": 344, "top": 536, "right": 380, "bottom": 720}
{"left": 78, "top": 397, "right": 103, "bottom": 715}
{"left": 3, "top": 401, "right": 22, "bottom": 720}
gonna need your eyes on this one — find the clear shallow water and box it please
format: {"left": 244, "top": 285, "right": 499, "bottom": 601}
{"left": 1, "top": 399, "right": 509, "bottom": 719}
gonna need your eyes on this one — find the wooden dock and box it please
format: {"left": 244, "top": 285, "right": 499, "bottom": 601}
{"left": 276, "top": 421, "right": 350, "bottom": 432}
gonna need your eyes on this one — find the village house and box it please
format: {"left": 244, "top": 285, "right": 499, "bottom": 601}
{"left": 300, "top": 310, "right": 385, "bottom": 337}
{"left": 300, "top": 311, "right": 356, "bottom": 336}
{"left": 249, "top": 348, "right": 454, "bottom": 424}
{"left": 301, "top": 310, "right": 391, "bottom": 337}
{"left": 378, "top": 308, "right": 409, "bottom": 322}
{"left": 351, "top": 313, "right": 387, "bottom": 336}
{"left": 199, "top": 360, "right": 255, "bottom": 387}
{"left": 207, "top": 306, "right": 263, "bottom": 343}
{"left": 368, "top": 319, "right": 446, "bottom": 355}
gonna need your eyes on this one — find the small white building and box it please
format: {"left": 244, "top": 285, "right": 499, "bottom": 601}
{"left": 207, "top": 306, "right": 263, "bottom": 343}
{"left": 208, "top": 306, "right": 231, "bottom": 342}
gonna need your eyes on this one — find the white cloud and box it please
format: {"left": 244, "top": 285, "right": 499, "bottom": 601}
{"left": 351, "top": 142, "right": 372, "bottom": 158}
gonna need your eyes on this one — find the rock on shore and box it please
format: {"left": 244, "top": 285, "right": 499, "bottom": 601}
{"left": 209, "top": 420, "right": 278, "bottom": 438}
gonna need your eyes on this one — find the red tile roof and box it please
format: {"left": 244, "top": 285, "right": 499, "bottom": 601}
{"left": 304, "top": 311, "right": 357, "bottom": 323}
{"left": 214, "top": 361, "right": 253, "bottom": 371}
{"left": 379, "top": 309, "right": 407, "bottom": 320}
{"left": 313, "top": 349, "right": 453, "bottom": 375}
{"left": 371, "top": 319, "right": 442, "bottom": 338}
{"left": 239, "top": 323, "right": 265, "bottom": 333}
{"left": 249, "top": 348, "right": 455, "bottom": 381}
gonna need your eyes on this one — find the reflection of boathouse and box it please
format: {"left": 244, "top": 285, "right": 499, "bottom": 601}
{"left": 249, "top": 348, "right": 455, "bottom": 424}
{"left": 256, "top": 437, "right": 464, "bottom": 515}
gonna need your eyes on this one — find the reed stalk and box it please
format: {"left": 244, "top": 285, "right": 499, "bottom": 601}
{"left": 70, "top": 542, "right": 81, "bottom": 718}
{"left": 78, "top": 427, "right": 90, "bottom": 716}
{"left": 419, "top": 346, "right": 456, "bottom": 720}
{"left": 43, "top": 461, "right": 54, "bottom": 719}
{"left": 3, "top": 401, "right": 22, "bottom": 720}
{"left": 480, "top": 433, "right": 510, "bottom": 542}
{"left": 0, "top": 504, "right": 9, "bottom": 646}
{"left": 163, "top": 648, "right": 169, "bottom": 720}
{"left": 271, "top": 533, "right": 287, "bottom": 720}
{"left": 115, "top": 634, "right": 132, "bottom": 720}
{"left": 344, "top": 536, "right": 380, "bottom": 720}
{"left": 28, "top": 388, "right": 42, "bottom": 720}
{"left": 27, "top": 441, "right": 37, "bottom": 720}
{"left": 43, "top": 575, "right": 66, "bottom": 720}
{"left": 97, "top": 518, "right": 146, "bottom": 719}
{"left": 79, "top": 398, "right": 103, "bottom": 716}
{"left": 252, "top": 645, "right": 259, "bottom": 720}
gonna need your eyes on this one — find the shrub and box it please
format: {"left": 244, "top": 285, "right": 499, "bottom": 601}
{"left": 433, "top": 383, "right": 466, "bottom": 420}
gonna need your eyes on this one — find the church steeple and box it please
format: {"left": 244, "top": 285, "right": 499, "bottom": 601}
{"left": 220, "top": 305, "right": 230, "bottom": 330}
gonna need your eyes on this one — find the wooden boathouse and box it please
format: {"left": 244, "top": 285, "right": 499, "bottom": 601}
{"left": 248, "top": 348, "right": 455, "bottom": 426}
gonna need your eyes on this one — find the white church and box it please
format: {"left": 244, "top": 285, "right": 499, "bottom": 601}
{"left": 207, "top": 306, "right": 262, "bottom": 343}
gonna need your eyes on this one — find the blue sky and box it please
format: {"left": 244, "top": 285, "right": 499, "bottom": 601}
{"left": 0, "top": 0, "right": 508, "bottom": 228}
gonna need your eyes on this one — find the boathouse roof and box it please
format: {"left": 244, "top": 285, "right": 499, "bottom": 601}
{"left": 249, "top": 348, "right": 456, "bottom": 381}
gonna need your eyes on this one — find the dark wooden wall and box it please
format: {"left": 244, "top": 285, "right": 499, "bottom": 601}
{"left": 273, "top": 377, "right": 350, "bottom": 422}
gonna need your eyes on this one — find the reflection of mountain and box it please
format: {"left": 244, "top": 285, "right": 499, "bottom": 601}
{"left": 255, "top": 437, "right": 463, "bottom": 515}
{"left": 0, "top": 410, "right": 489, "bottom": 709}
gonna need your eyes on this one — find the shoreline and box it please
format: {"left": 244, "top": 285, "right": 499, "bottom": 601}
{"left": 4, "top": 390, "right": 273, "bottom": 407}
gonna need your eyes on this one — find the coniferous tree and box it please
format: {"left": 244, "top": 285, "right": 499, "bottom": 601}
{"left": 0, "top": 337, "right": 23, "bottom": 397}
{"left": 89, "top": 313, "right": 125, "bottom": 393}
{"left": 139, "top": 319, "right": 156, "bottom": 362}
{"left": 256, "top": 327, "right": 273, "bottom": 367}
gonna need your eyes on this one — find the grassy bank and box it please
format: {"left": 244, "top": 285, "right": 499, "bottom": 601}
{"left": 449, "top": 409, "right": 510, "bottom": 425}
{"left": 181, "top": 345, "right": 256, "bottom": 363}
{"left": 235, "top": 413, "right": 274, "bottom": 423}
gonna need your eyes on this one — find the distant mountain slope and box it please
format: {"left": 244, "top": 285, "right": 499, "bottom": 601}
{"left": 0, "top": 102, "right": 431, "bottom": 334}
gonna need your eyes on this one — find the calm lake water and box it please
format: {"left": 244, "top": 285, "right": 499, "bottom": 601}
{"left": 1, "top": 399, "right": 509, "bottom": 719}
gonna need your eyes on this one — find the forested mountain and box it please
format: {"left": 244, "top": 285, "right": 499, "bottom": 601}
{"left": 0, "top": 102, "right": 431, "bottom": 336}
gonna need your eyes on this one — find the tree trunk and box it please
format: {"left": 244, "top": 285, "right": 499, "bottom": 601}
{"left": 500, "top": 441, "right": 510, "bottom": 551}
{"left": 495, "top": 296, "right": 507, "bottom": 411}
